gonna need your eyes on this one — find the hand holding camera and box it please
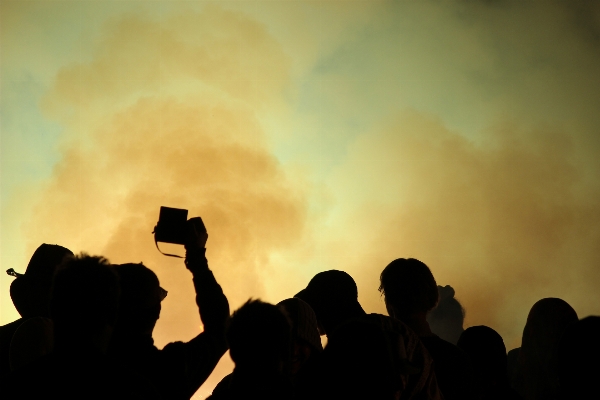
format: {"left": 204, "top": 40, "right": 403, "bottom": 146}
{"left": 185, "top": 217, "right": 208, "bottom": 251}
{"left": 153, "top": 207, "right": 208, "bottom": 258}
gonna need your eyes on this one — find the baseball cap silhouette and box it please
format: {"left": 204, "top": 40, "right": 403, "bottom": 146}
{"left": 295, "top": 270, "right": 363, "bottom": 320}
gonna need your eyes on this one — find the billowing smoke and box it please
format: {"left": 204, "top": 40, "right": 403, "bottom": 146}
{"left": 4, "top": 1, "right": 600, "bottom": 398}
{"left": 319, "top": 111, "right": 600, "bottom": 348}
{"left": 22, "top": 8, "right": 307, "bottom": 395}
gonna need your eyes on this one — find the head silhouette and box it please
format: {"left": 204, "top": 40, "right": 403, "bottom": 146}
{"left": 295, "top": 270, "right": 365, "bottom": 335}
{"left": 9, "top": 244, "right": 73, "bottom": 318}
{"left": 379, "top": 258, "right": 438, "bottom": 321}
{"left": 522, "top": 298, "right": 578, "bottom": 358}
{"left": 457, "top": 325, "right": 508, "bottom": 394}
{"left": 111, "top": 263, "right": 165, "bottom": 336}
{"left": 557, "top": 316, "right": 600, "bottom": 399}
{"left": 227, "top": 299, "right": 291, "bottom": 373}
{"left": 427, "top": 285, "right": 465, "bottom": 345}
{"left": 516, "top": 297, "right": 578, "bottom": 400}
{"left": 278, "top": 298, "right": 322, "bottom": 375}
{"left": 50, "top": 254, "right": 119, "bottom": 353}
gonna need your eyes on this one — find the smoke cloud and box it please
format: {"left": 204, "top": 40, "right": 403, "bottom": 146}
{"left": 22, "top": 8, "right": 308, "bottom": 395}
{"left": 3, "top": 1, "right": 600, "bottom": 398}
{"left": 320, "top": 111, "right": 600, "bottom": 347}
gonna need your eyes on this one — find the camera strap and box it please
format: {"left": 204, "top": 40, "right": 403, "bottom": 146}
{"left": 153, "top": 228, "right": 184, "bottom": 258}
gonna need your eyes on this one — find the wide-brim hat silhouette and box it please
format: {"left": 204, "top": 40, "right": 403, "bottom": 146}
{"left": 8, "top": 244, "right": 73, "bottom": 318}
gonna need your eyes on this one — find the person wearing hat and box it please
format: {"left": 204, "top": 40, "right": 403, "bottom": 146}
{"left": 5, "top": 253, "right": 161, "bottom": 399}
{"left": 0, "top": 244, "right": 73, "bottom": 386}
{"left": 295, "top": 270, "right": 443, "bottom": 400}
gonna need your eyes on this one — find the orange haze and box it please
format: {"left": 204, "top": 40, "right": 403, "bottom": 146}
{"left": 3, "top": 2, "right": 600, "bottom": 398}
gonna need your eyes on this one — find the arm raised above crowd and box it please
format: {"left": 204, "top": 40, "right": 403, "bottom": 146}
{"left": 155, "top": 218, "right": 230, "bottom": 399}
{"left": 184, "top": 217, "right": 230, "bottom": 336}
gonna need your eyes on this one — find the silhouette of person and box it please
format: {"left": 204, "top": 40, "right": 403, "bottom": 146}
{"left": 510, "top": 298, "right": 578, "bottom": 400}
{"left": 427, "top": 285, "right": 465, "bottom": 345}
{"left": 109, "top": 217, "right": 230, "bottom": 400}
{"left": 557, "top": 316, "right": 600, "bottom": 399}
{"left": 6, "top": 254, "right": 159, "bottom": 399}
{"left": 457, "top": 326, "right": 522, "bottom": 400}
{"left": 321, "top": 319, "right": 422, "bottom": 400}
{"left": 0, "top": 244, "right": 72, "bottom": 387}
{"left": 277, "top": 298, "right": 323, "bottom": 398}
{"left": 295, "top": 270, "right": 443, "bottom": 400}
{"left": 380, "top": 258, "right": 476, "bottom": 400}
{"left": 208, "top": 300, "right": 293, "bottom": 400}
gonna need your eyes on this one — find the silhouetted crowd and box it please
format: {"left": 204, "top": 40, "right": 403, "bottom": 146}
{"left": 1, "top": 218, "right": 598, "bottom": 399}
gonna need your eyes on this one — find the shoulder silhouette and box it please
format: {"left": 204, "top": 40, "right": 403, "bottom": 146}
{"left": 557, "top": 316, "right": 600, "bottom": 399}
{"left": 319, "top": 319, "right": 414, "bottom": 400}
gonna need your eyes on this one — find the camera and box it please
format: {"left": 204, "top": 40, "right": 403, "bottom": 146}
{"left": 153, "top": 207, "right": 189, "bottom": 245}
{"left": 153, "top": 207, "right": 207, "bottom": 257}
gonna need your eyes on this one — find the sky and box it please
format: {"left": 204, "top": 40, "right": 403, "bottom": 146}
{"left": 2, "top": 1, "right": 600, "bottom": 397}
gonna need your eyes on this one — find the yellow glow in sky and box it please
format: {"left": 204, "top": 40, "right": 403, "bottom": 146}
{"left": 2, "top": 1, "right": 600, "bottom": 398}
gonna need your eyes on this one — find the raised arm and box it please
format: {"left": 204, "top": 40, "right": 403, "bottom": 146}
{"left": 159, "top": 217, "right": 230, "bottom": 398}
{"left": 184, "top": 217, "right": 230, "bottom": 337}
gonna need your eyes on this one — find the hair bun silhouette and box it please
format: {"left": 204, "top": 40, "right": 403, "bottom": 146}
{"left": 438, "top": 285, "right": 455, "bottom": 301}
